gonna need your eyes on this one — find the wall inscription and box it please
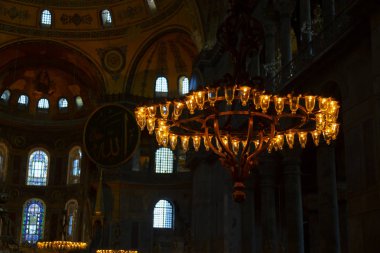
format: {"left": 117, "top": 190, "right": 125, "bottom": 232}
{"left": 83, "top": 104, "right": 139, "bottom": 168}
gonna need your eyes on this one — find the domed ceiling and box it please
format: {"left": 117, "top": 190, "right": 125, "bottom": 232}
{"left": 0, "top": 0, "right": 188, "bottom": 39}
{"left": 128, "top": 31, "right": 198, "bottom": 98}
{"left": 0, "top": 40, "right": 104, "bottom": 121}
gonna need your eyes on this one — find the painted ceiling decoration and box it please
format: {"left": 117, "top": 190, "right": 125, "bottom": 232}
{"left": 0, "top": 0, "right": 185, "bottom": 38}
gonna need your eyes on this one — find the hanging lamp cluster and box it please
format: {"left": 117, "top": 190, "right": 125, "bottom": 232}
{"left": 135, "top": 86, "right": 340, "bottom": 201}
{"left": 134, "top": 0, "right": 341, "bottom": 202}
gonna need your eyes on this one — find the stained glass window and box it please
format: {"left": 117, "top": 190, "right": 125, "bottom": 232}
{"left": 155, "top": 77, "right": 168, "bottom": 97}
{"left": 27, "top": 149, "right": 49, "bottom": 186}
{"left": 41, "top": 10, "right": 52, "bottom": 27}
{"left": 21, "top": 199, "right": 45, "bottom": 244}
{"left": 75, "top": 96, "right": 83, "bottom": 109}
{"left": 65, "top": 199, "right": 78, "bottom": 240}
{"left": 37, "top": 98, "right": 49, "bottom": 109}
{"left": 155, "top": 147, "right": 173, "bottom": 173}
{"left": 101, "top": 9, "right": 112, "bottom": 26}
{"left": 147, "top": 0, "right": 157, "bottom": 11}
{"left": 179, "top": 76, "right": 189, "bottom": 95}
{"left": 67, "top": 147, "right": 82, "bottom": 184}
{"left": 153, "top": 199, "right": 174, "bottom": 228}
{"left": 1, "top": 90, "right": 10, "bottom": 102}
{"left": 18, "top": 95, "right": 29, "bottom": 105}
{"left": 58, "top": 98, "right": 68, "bottom": 110}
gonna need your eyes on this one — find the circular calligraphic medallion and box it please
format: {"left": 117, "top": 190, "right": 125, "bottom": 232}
{"left": 83, "top": 104, "right": 139, "bottom": 168}
{"left": 103, "top": 49, "right": 125, "bottom": 73}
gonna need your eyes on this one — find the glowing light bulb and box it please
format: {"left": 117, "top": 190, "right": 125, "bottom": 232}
{"left": 185, "top": 94, "right": 197, "bottom": 114}
{"left": 203, "top": 135, "right": 212, "bottom": 151}
{"left": 225, "top": 85, "right": 237, "bottom": 105}
{"left": 311, "top": 130, "right": 320, "bottom": 146}
{"left": 298, "top": 132, "right": 308, "bottom": 148}
{"left": 275, "top": 134, "right": 284, "bottom": 150}
{"left": 318, "top": 97, "right": 330, "bottom": 112}
{"left": 146, "top": 105, "right": 157, "bottom": 118}
{"left": 288, "top": 94, "right": 300, "bottom": 114}
{"left": 231, "top": 138, "right": 240, "bottom": 155}
{"left": 192, "top": 135, "right": 201, "bottom": 151}
{"left": 173, "top": 100, "right": 184, "bottom": 120}
{"left": 304, "top": 95, "right": 316, "bottom": 113}
{"left": 195, "top": 91, "right": 206, "bottom": 110}
{"left": 207, "top": 87, "right": 219, "bottom": 107}
{"left": 260, "top": 94, "right": 271, "bottom": 113}
{"left": 253, "top": 90, "right": 262, "bottom": 110}
{"left": 169, "top": 134, "right": 177, "bottom": 150}
{"left": 274, "top": 96, "right": 285, "bottom": 115}
{"left": 285, "top": 132, "right": 295, "bottom": 149}
{"left": 239, "top": 86, "right": 251, "bottom": 106}
{"left": 135, "top": 107, "right": 147, "bottom": 130}
{"left": 146, "top": 117, "right": 156, "bottom": 134}
{"left": 159, "top": 101, "right": 171, "bottom": 120}
{"left": 181, "top": 136, "right": 190, "bottom": 152}
{"left": 315, "top": 113, "right": 325, "bottom": 131}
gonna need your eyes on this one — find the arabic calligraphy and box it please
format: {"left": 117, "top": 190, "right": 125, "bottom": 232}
{"left": 83, "top": 104, "right": 139, "bottom": 167}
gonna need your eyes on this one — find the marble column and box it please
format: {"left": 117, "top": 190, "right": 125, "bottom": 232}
{"left": 262, "top": 22, "right": 277, "bottom": 85}
{"left": 299, "top": 0, "right": 312, "bottom": 48}
{"left": 317, "top": 144, "right": 341, "bottom": 253}
{"left": 241, "top": 177, "right": 256, "bottom": 253}
{"left": 264, "top": 22, "right": 276, "bottom": 65}
{"left": 279, "top": 12, "right": 292, "bottom": 66}
{"left": 283, "top": 150, "right": 304, "bottom": 253}
{"left": 259, "top": 155, "right": 278, "bottom": 253}
{"left": 322, "top": 0, "right": 336, "bottom": 26}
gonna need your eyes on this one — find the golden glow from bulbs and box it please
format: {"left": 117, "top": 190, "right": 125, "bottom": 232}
{"left": 135, "top": 85, "right": 341, "bottom": 163}
{"left": 239, "top": 86, "right": 251, "bottom": 106}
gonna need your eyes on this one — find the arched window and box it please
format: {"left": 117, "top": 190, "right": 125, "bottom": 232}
{"left": 0, "top": 143, "right": 8, "bottom": 182}
{"left": 67, "top": 146, "right": 82, "bottom": 184}
{"left": 21, "top": 199, "right": 45, "bottom": 244}
{"left": 0, "top": 90, "right": 11, "bottom": 103}
{"left": 37, "top": 98, "right": 49, "bottom": 110}
{"left": 65, "top": 199, "right": 78, "bottom": 241}
{"left": 155, "top": 147, "right": 173, "bottom": 173}
{"left": 58, "top": 98, "right": 68, "bottom": 110}
{"left": 18, "top": 95, "right": 29, "bottom": 106}
{"left": 75, "top": 96, "right": 83, "bottom": 109}
{"left": 179, "top": 76, "right": 189, "bottom": 95}
{"left": 41, "top": 9, "right": 52, "bottom": 27}
{"left": 155, "top": 77, "right": 168, "bottom": 97}
{"left": 153, "top": 199, "right": 174, "bottom": 229}
{"left": 101, "top": 9, "right": 113, "bottom": 26}
{"left": 147, "top": 0, "right": 157, "bottom": 11}
{"left": 26, "top": 149, "right": 49, "bottom": 186}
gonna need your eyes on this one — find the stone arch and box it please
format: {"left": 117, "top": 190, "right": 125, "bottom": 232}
{"left": 126, "top": 27, "right": 199, "bottom": 98}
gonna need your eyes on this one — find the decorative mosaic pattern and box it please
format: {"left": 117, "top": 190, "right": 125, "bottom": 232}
{"left": 97, "top": 47, "right": 127, "bottom": 80}
{"left": 0, "top": 5, "right": 30, "bottom": 21}
{"left": 117, "top": 5, "right": 144, "bottom": 21}
{"left": 8, "top": 0, "right": 122, "bottom": 7}
{"left": 0, "top": 0, "right": 183, "bottom": 38}
{"left": 60, "top": 13, "right": 93, "bottom": 26}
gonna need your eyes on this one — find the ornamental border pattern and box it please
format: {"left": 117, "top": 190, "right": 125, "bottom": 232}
{"left": 0, "top": 0, "right": 183, "bottom": 39}
{"left": 8, "top": 0, "right": 123, "bottom": 8}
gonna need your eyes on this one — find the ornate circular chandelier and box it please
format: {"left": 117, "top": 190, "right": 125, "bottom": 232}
{"left": 135, "top": 87, "right": 340, "bottom": 201}
{"left": 37, "top": 241, "right": 87, "bottom": 252}
{"left": 134, "top": 0, "right": 340, "bottom": 202}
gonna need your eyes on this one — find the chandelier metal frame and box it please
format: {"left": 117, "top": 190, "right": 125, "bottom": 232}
{"left": 134, "top": 0, "right": 340, "bottom": 202}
